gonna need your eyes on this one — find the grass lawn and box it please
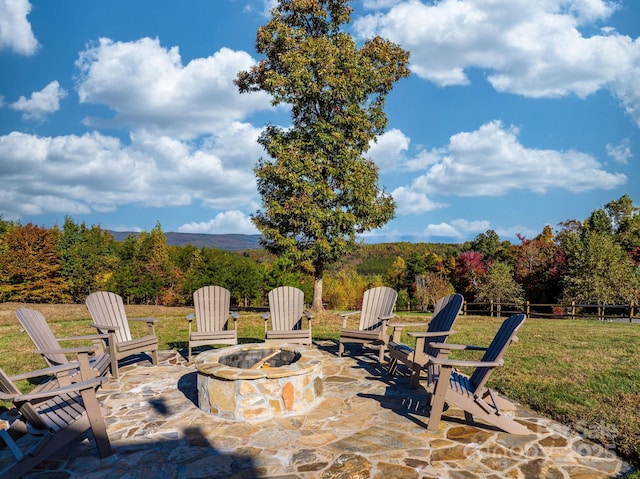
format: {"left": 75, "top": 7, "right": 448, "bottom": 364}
{"left": 0, "top": 303, "right": 638, "bottom": 471}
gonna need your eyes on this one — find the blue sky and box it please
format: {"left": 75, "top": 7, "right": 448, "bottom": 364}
{"left": 1, "top": 0, "right": 639, "bottom": 244}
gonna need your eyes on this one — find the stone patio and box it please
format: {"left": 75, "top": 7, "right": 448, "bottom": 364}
{"left": 2, "top": 342, "right": 634, "bottom": 478}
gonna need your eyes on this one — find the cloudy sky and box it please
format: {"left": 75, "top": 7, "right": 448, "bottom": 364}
{"left": 0, "top": 0, "right": 638, "bottom": 244}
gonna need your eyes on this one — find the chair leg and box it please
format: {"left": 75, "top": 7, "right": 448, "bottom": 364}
{"left": 79, "top": 388, "right": 113, "bottom": 458}
{"left": 409, "top": 364, "right": 421, "bottom": 389}
{"left": 151, "top": 349, "right": 159, "bottom": 366}
{"left": 338, "top": 341, "right": 344, "bottom": 357}
{"left": 427, "top": 366, "right": 453, "bottom": 431}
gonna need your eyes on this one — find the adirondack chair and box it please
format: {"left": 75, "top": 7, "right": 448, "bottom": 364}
{"left": 186, "top": 285, "right": 239, "bottom": 362}
{"left": 425, "top": 313, "right": 529, "bottom": 435}
{"left": 85, "top": 291, "right": 159, "bottom": 379}
{"left": 0, "top": 354, "right": 113, "bottom": 478}
{"left": 338, "top": 286, "right": 397, "bottom": 363}
{"left": 387, "top": 293, "right": 464, "bottom": 388}
{"left": 262, "top": 286, "right": 313, "bottom": 345}
{"left": 15, "top": 308, "right": 113, "bottom": 379}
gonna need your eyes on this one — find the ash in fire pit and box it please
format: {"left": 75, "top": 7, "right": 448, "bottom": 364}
{"left": 219, "top": 348, "right": 299, "bottom": 369}
{"left": 195, "top": 343, "right": 324, "bottom": 421}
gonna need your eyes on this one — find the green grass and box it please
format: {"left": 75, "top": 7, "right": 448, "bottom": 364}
{"left": 1, "top": 304, "right": 639, "bottom": 472}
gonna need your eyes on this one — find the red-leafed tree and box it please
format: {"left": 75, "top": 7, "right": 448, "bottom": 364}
{"left": 454, "top": 251, "right": 486, "bottom": 301}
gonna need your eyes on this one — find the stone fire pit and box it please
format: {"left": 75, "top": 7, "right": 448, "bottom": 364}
{"left": 195, "top": 343, "right": 324, "bottom": 421}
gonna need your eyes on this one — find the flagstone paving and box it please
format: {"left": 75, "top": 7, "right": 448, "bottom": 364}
{"left": 3, "top": 342, "right": 635, "bottom": 478}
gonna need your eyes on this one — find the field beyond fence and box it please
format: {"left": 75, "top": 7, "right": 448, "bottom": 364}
{"left": 0, "top": 302, "right": 638, "bottom": 473}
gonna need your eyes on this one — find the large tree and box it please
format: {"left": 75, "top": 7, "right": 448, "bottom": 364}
{"left": 236, "top": 0, "right": 410, "bottom": 310}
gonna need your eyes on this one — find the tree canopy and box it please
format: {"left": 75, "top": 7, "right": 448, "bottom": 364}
{"left": 235, "top": 0, "right": 410, "bottom": 310}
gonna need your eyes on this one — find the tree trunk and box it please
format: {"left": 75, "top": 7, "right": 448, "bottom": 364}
{"left": 312, "top": 275, "right": 324, "bottom": 312}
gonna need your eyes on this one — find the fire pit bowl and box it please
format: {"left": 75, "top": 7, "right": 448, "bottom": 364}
{"left": 195, "top": 343, "right": 324, "bottom": 421}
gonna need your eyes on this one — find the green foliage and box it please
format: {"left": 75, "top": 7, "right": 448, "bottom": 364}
{"left": 475, "top": 262, "right": 524, "bottom": 315}
{"left": 562, "top": 230, "right": 640, "bottom": 308}
{"left": 58, "top": 217, "right": 119, "bottom": 302}
{"left": 236, "top": 0, "right": 410, "bottom": 310}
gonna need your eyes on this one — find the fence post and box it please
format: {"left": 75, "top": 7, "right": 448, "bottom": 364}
{"left": 571, "top": 301, "right": 576, "bottom": 320}
{"left": 630, "top": 301, "right": 634, "bottom": 323}
{"left": 526, "top": 301, "right": 530, "bottom": 318}
{"left": 490, "top": 300, "right": 494, "bottom": 317}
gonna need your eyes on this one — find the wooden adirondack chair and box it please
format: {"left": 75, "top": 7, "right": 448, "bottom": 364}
{"left": 338, "top": 286, "right": 397, "bottom": 363}
{"left": 386, "top": 293, "right": 464, "bottom": 388}
{"left": 186, "top": 285, "right": 239, "bottom": 362}
{"left": 15, "top": 308, "right": 113, "bottom": 379}
{"left": 425, "top": 313, "right": 529, "bottom": 434}
{"left": 263, "top": 286, "right": 313, "bottom": 345}
{"left": 0, "top": 354, "right": 113, "bottom": 478}
{"left": 85, "top": 291, "right": 159, "bottom": 379}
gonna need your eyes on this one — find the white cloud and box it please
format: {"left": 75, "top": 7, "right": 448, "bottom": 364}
{"left": 368, "top": 128, "right": 410, "bottom": 170}
{"left": 75, "top": 37, "right": 273, "bottom": 139}
{"left": 423, "top": 218, "right": 491, "bottom": 239}
{"left": 10, "top": 81, "right": 67, "bottom": 121}
{"left": 0, "top": 126, "right": 262, "bottom": 218}
{"left": 354, "top": 0, "right": 640, "bottom": 126}
{"left": 0, "top": 0, "right": 38, "bottom": 55}
{"left": 177, "top": 210, "right": 258, "bottom": 234}
{"left": 391, "top": 186, "right": 445, "bottom": 214}
{"left": 395, "top": 120, "right": 626, "bottom": 206}
{"left": 606, "top": 138, "right": 632, "bottom": 164}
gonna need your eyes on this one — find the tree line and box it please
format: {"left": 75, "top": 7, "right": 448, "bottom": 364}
{"left": 1, "top": 194, "right": 639, "bottom": 311}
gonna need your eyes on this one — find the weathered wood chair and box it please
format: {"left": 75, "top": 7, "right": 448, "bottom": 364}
{"left": 85, "top": 291, "right": 159, "bottom": 379}
{"left": 15, "top": 308, "right": 113, "bottom": 379}
{"left": 0, "top": 354, "right": 113, "bottom": 478}
{"left": 425, "top": 313, "right": 529, "bottom": 434}
{"left": 263, "top": 286, "right": 313, "bottom": 345}
{"left": 186, "top": 285, "right": 239, "bottom": 362}
{"left": 387, "top": 293, "right": 464, "bottom": 388}
{"left": 338, "top": 286, "right": 397, "bottom": 363}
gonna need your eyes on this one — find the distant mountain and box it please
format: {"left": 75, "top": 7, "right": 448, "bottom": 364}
{"left": 108, "top": 231, "right": 263, "bottom": 252}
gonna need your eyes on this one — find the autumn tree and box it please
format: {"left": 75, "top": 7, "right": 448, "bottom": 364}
{"left": 454, "top": 251, "right": 486, "bottom": 302}
{"left": 0, "top": 223, "right": 70, "bottom": 302}
{"left": 414, "top": 272, "right": 455, "bottom": 312}
{"left": 236, "top": 0, "right": 410, "bottom": 311}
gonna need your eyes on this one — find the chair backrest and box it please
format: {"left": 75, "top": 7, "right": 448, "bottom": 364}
{"left": 193, "top": 285, "right": 232, "bottom": 332}
{"left": 268, "top": 286, "right": 305, "bottom": 331}
{"left": 86, "top": 291, "right": 132, "bottom": 344}
{"left": 469, "top": 313, "right": 527, "bottom": 392}
{"left": 359, "top": 286, "right": 398, "bottom": 331}
{"left": 423, "top": 293, "right": 464, "bottom": 357}
{"left": 15, "top": 308, "right": 68, "bottom": 367}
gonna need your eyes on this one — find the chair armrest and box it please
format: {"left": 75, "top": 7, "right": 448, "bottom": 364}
{"left": 304, "top": 311, "right": 314, "bottom": 320}
{"left": 0, "top": 377, "right": 106, "bottom": 402}
{"left": 230, "top": 312, "right": 240, "bottom": 320}
{"left": 338, "top": 311, "right": 360, "bottom": 318}
{"left": 428, "top": 342, "right": 487, "bottom": 351}
{"left": 129, "top": 317, "right": 159, "bottom": 324}
{"left": 378, "top": 314, "right": 395, "bottom": 321}
{"left": 388, "top": 321, "right": 429, "bottom": 328}
{"left": 429, "top": 356, "right": 504, "bottom": 369}
{"left": 34, "top": 345, "right": 98, "bottom": 355}
{"left": 56, "top": 333, "right": 110, "bottom": 342}
{"left": 90, "top": 323, "right": 120, "bottom": 332}
{"left": 408, "top": 330, "right": 456, "bottom": 338}
{"left": 262, "top": 312, "right": 270, "bottom": 320}
{"left": 9, "top": 362, "right": 86, "bottom": 382}
{"left": 186, "top": 313, "right": 195, "bottom": 322}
